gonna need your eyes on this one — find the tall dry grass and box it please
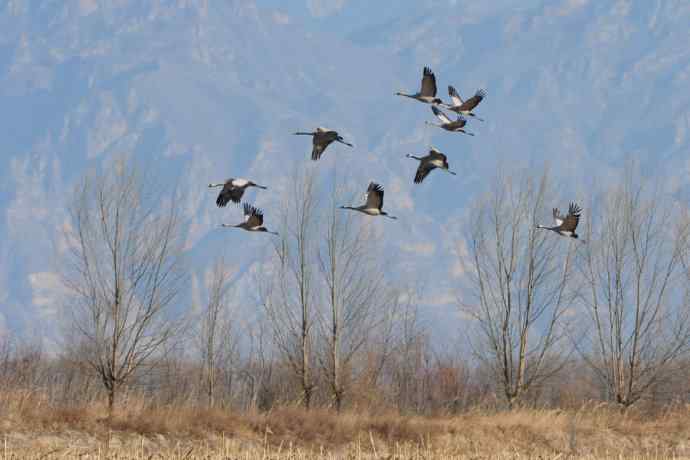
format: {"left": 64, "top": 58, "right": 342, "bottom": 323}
{"left": 1, "top": 389, "right": 689, "bottom": 459}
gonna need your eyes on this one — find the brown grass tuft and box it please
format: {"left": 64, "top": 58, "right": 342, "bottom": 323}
{"left": 1, "top": 392, "right": 689, "bottom": 458}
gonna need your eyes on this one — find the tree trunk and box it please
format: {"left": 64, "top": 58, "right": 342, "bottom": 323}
{"left": 302, "top": 382, "right": 312, "bottom": 409}
{"left": 208, "top": 364, "right": 215, "bottom": 408}
{"left": 107, "top": 383, "right": 116, "bottom": 420}
{"left": 301, "top": 315, "right": 312, "bottom": 410}
{"left": 334, "top": 388, "right": 343, "bottom": 413}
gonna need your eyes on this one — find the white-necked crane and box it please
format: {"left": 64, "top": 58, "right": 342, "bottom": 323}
{"left": 406, "top": 147, "right": 456, "bottom": 184}
{"left": 426, "top": 106, "right": 474, "bottom": 135}
{"left": 396, "top": 66, "right": 443, "bottom": 105}
{"left": 537, "top": 203, "right": 583, "bottom": 240}
{"left": 442, "top": 86, "right": 486, "bottom": 121}
{"left": 293, "top": 127, "right": 353, "bottom": 161}
{"left": 340, "top": 182, "right": 397, "bottom": 220}
{"left": 208, "top": 178, "right": 267, "bottom": 207}
{"left": 221, "top": 203, "right": 278, "bottom": 235}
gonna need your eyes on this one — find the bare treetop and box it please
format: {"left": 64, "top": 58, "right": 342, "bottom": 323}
{"left": 62, "top": 158, "right": 187, "bottom": 416}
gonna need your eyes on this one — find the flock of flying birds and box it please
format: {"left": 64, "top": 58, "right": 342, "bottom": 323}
{"left": 208, "top": 66, "right": 583, "bottom": 241}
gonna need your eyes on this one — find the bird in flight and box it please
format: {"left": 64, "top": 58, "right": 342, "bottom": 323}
{"left": 442, "top": 86, "right": 486, "bottom": 121}
{"left": 406, "top": 147, "right": 456, "bottom": 184}
{"left": 293, "top": 127, "right": 353, "bottom": 161}
{"left": 537, "top": 202, "right": 583, "bottom": 240}
{"left": 340, "top": 182, "right": 397, "bottom": 220}
{"left": 426, "top": 106, "right": 475, "bottom": 135}
{"left": 396, "top": 66, "right": 443, "bottom": 105}
{"left": 221, "top": 203, "right": 278, "bottom": 235}
{"left": 208, "top": 178, "right": 267, "bottom": 207}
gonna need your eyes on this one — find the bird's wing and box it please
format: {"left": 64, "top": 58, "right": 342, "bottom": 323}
{"left": 437, "top": 152, "right": 450, "bottom": 168}
{"left": 431, "top": 106, "right": 452, "bottom": 124}
{"left": 217, "top": 182, "right": 243, "bottom": 206}
{"left": 459, "top": 89, "right": 486, "bottom": 111}
{"left": 244, "top": 203, "right": 264, "bottom": 227}
{"left": 414, "top": 162, "right": 434, "bottom": 184}
{"left": 243, "top": 202, "right": 253, "bottom": 219}
{"left": 560, "top": 202, "right": 582, "bottom": 232}
{"left": 429, "top": 148, "right": 446, "bottom": 161}
{"left": 229, "top": 187, "right": 244, "bottom": 203}
{"left": 448, "top": 85, "right": 464, "bottom": 106}
{"left": 420, "top": 66, "right": 438, "bottom": 97}
{"left": 366, "top": 182, "right": 384, "bottom": 210}
{"left": 552, "top": 208, "right": 564, "bottom": 226}
{"left": 450, "top": 114, "right": 467, "bottom": 127}
{"left": 312, "top": 133, "right": 335, "bottom": 161}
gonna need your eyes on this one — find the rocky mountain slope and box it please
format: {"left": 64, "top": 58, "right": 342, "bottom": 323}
{"left": 1, "top": 0, "right": 689, "bottom": 339}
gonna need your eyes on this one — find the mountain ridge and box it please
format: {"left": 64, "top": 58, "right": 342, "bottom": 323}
{"left": 1, "top": 0, "right": 689, "bottom": 341}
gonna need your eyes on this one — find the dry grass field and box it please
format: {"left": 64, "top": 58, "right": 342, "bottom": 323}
{"left": 1, "top": 394, "right": 689, "bottom": 459}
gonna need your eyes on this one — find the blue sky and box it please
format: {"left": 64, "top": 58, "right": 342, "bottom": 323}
{"left": 1, "top": 0, "right": 689, "bottom": 340}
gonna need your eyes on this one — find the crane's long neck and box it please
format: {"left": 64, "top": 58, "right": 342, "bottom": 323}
{"left": 425, "top": 121, "right": 442, "bottom": 127}
{"left": 396, "top": 92, "right": 415, "bottom": 98}
{"left": 294, "top": 131, "right": 314, "bottom": 136}
{"left": 252, "top": 184, "right": 268, "bottom": 189}
{"left": 208, "top": 183, "right": 224, "bottom": 188}
{"left": 406, "top": 154, "right": 422, "bottom": 161}
{"left": 381, "top": 212, "right": 397, "bottom": 220}
{"left": 340, "top": 205, "right": 367, "bottom": 213}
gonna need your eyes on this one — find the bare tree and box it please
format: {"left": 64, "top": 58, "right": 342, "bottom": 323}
{"left": 315, "top": 187, "right": 392, "bottom": 412}
{"left": 383, "top": 288, "right": 426, "bottom": 413}
{"left": 457, "top": 171, "right": 574, "bottom": 407}
{"left": 197, "top": 257, "right": 237, "bottom": 408}
{"left": 62, "top": 159, "right": 186, "bottom": 417}
{"left": 576, "top": 177, "right": 690, "bottom": 406}
{"left": 237, "top": 319, "right": 276, "bottom": 411}
{"left": 260, "top": 171, "right": 318, "bottom": 408}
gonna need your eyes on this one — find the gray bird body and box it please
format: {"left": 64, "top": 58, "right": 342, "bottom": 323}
{"left": 221, "top": 203, "right": 278, "bottom": 235}
{"left": 406, "top": 147, "right": 456, "bottom": 184}
{"left": 208, "top": 178, "right": 267, "bottom": 207}
{"left": 340, "top": 182, "right": 397, "bottom": 219}
{"left": 441, "top": 87, "right": 486, "bottom": 121}
{"left": 294, "top": 127, "right": 353, "bottom": 161}
{"left": 426, "top": 106, "right": 475, "bottom": 135}
{"left": 396, "top": 66, "right": 443, "bottom": 105}
{"left": 537, "top": 203, "right": 583, "bottom": 240}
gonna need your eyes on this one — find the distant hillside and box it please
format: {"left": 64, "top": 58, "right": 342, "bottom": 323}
{"left": 1, "top": 0, "right": 689, "bottom": 341}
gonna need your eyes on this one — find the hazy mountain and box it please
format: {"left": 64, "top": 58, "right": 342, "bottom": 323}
{"left": 1, "top": 0, "right": 689, "bottom": 340}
